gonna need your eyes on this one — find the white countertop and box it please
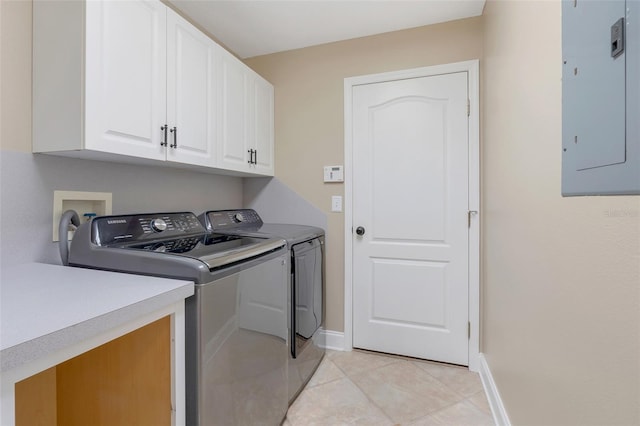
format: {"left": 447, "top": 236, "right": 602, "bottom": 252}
{"left": 1, "top": 263, "right": 194, "bottom": 372}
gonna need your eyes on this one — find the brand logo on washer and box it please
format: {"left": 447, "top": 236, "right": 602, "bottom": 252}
{"left": 107, "top": 219, "right": 127, "bottom": 225}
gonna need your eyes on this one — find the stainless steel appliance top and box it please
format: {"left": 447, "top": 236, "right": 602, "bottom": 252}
{"left": 68, "top": 212, "right": 286, "bottom": 283}
{"left": 199, "top": 209, "right": 324, "bottom": 246}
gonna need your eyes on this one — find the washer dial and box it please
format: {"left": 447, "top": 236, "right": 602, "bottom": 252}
{"left": 150, "top": 218, "right": 168, "bottom": 232}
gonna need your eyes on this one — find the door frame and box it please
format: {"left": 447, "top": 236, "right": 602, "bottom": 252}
{"left": 343, "top": 60, "right": 480, "bottom": 371}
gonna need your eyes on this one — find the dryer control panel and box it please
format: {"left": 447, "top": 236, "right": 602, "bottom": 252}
{"left": 202, "top": 209, "right": 263, "bottom": 232}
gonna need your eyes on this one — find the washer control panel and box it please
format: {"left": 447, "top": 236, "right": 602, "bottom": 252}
{"left": 203, "top": 209, "right": 263, "bottom": 231}
{"left": 91, "top": 212, "right": 205, "bottom": 246}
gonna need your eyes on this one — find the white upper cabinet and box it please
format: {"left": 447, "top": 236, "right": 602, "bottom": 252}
{"left": 218, "top": 49, "right": 250, "bottom": 172}
{"left": 166, "top": 10, "right": 218, "bottom": 167}
{"left": 250, "top": 75, "right": 275, "bottom": 175}
{"left": 33, "top": 0, "right": 272, "bottom": 176}
{"left": 218, "top": 49, "right": 275, "bottom": 176}
{"left": 84, "top": 0, "right": 167, "bottom": 161}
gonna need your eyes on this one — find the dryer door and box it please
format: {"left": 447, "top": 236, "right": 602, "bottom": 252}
{"left": 292, "top": 238, "right": 323, "bottom": 342}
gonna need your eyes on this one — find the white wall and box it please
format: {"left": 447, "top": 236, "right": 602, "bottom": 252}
{"left": 482, "top": 1, "right": 640, "bottom": 424}
{"left": 0, "top": 151, "right": 243, "bottom": 266}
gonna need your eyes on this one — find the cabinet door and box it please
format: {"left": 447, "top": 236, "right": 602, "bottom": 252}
{"left": 218, "top": 50, "right": 251, "bottom": 172}
{"left": 166, "top": 9, "right": 217, "bottom": 167}
{"left": 85, "top": 0, "right": 167, "bottom": 160}
{"left": 250, "top": 75, "right": 275, "bottom": 175}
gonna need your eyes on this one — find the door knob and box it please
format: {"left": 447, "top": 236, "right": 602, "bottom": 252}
{"left": 355, "top": 226, "right": 365, "bottom": 236}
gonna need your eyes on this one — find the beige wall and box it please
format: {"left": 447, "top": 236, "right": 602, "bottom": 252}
{"left": 482, "top": 1, "right": 640, "bottom": 424}
{"left": 1, "top": 0, "right": 32, "bottom": 152}
{"left": 246, "top": 17, "right": 484, "bottom": 331}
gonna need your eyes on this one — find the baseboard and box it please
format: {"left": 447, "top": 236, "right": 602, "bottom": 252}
{"left": 315, "top": 328, "right": 346, "bottom": 351}
{"left": 478, "top": 354, "right": 511, "bottom": 426}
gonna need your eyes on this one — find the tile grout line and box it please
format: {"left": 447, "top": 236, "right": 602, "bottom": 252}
{"left": 410, "top": 360, "right": 478, "bottom": 400}
{"left": 345, "top": 358, "right": 464, "bottom": 425}
{"left": 410, "top": 359, "right": 487, "bottom": 399}
{"left": 294, "top": 351, "right": 493, "bottom": 426}
{"left": 342, "top": 374, "right": 397, "bottom": 425}
{"left": 349, "top": 356, "right": 488, "bottom": 425}
{"left": 331, "top": 353, "right": 405, "bottom": 425}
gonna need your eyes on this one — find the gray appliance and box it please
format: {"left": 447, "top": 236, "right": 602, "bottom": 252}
{"left": 199, "top": 209, "right": 325, "bottom": 403}
{"left": 68, "top": 212, "right": 289, "bottom": 425}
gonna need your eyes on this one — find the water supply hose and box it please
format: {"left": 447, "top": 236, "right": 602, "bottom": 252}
{"left": 59, "top": 210, "right": 80, "bottom": 266}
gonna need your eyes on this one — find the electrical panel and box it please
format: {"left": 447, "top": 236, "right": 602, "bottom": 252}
{"left": 562, "top": 0, "right": 639, "bottom": 195}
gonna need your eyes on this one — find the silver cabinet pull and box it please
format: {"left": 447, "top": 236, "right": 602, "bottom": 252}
{"left": 160, "top": 125, "right": 168, "bottom": 147}
{"left": 169, "top": 127, "right": 177, "bottom": 148}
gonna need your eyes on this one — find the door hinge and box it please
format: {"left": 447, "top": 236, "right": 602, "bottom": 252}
{"left": 467, "top": 99, "right": 470, "bottom": 117}
{"left": 468, "top": 322, "right": 471, "bottom": 339}
{"left": 468, "top": 210, "right": 478, "bottom": 228}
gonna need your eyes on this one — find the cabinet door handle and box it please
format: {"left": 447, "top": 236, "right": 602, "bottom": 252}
{"left": 170, "top": 127, "right": 177, "bottom": 148}
{"left": 160, "top": 125, "right": 168, "bottom": 147}
{"left": 247, "top": 149, "right": 256, "bottom": 164}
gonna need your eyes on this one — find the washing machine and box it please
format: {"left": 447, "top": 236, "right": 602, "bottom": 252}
{"left": 67, "top": 211, "right": 290, "bottom": 425}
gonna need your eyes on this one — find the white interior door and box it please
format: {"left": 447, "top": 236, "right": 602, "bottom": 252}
{"left": 352, "top": 72, "right": 470, "bottom": 365}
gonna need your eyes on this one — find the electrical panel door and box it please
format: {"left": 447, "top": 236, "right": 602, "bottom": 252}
{"left": 562, "top": 0, "right": 640, "bottom": 195}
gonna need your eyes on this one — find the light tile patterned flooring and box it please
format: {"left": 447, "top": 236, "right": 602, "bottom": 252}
{"left": 285, "top": 349, "right": 494, "bottom": 426}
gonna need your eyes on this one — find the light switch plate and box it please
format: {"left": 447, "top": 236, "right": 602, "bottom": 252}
{"left": 331, "top": 196, "right": 343, "bottom": 212}
{"left": 324, "top": 165, "right": 344, "bottom": 182}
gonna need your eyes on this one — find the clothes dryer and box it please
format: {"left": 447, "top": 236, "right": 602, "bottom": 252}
{"left": 199, "top": 209, "right": 325, "bottom": 402}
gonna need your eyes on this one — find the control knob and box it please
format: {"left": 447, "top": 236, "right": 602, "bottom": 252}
{"left": 150, "top": 218, "right": 168, "bottom": 232}
{"left": 233, "top": 213, "right": 245, "bottom": 223}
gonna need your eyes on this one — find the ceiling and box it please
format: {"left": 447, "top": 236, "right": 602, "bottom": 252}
{"left": 168, "top": 1, "right": 486, "bottom": 59}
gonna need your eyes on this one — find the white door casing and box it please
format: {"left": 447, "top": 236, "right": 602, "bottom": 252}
{"left": 85, "top": 0, "right": 167, "bottom": 160}
{"left": 344, "top": 60, "right": 480, "bottom": 371}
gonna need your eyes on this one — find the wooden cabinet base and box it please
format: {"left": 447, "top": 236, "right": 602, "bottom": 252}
{"left": 15, "top": 317, "right": 171, "bottom": 426}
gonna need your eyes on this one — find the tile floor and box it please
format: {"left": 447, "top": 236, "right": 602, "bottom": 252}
{"left": 285, "top": 349, "right": 494, "bottom": 426}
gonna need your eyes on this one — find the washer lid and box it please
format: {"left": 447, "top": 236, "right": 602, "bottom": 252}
{"left": 123, "top": 234, "right": 286, "bottom": 270}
